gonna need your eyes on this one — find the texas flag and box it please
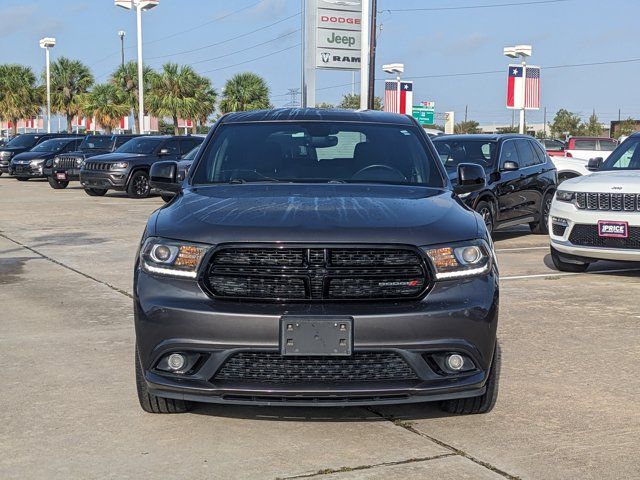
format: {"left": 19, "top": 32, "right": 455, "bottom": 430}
{"left": 506, "top": 65, "right": 523, "bottom": 109}
{"left": 399, "top": 81, "right": 413, "bottom": 115}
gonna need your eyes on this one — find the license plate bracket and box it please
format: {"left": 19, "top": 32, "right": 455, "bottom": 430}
{"left": 598, "top": 220, "right": 628, "bottom": 238}
{"left": 56, "top": 172, "right": 67, "bottom": 180}
{"left": 280, "top": 316, "right": 353, "bottom": 356}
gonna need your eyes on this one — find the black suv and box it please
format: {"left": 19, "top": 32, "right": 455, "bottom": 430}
{"left": 9, "top": 136, "right": 83, "bottom": 180}
{"left": 44, "top": 134, "right": 140, "bottom": 189}
{"left": 0, "top": 133, "right": 77, "bottom": 176}
{"left": 135, "top": 109, "right": 499, "bottom": 414}
{"left": 79, "top": 135, "right": 203, "bottom": 198}
{"left": 433, "top": 134, "right": 557, "bottom": 234}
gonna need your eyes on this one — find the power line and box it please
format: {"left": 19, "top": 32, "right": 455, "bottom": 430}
{"left": 146, "top": 12, "right": 301, "bottom": 61}
{"left": 143, "top": 0, "right": 265, "bottom": 46}
{"left": 382, "top": 0, "right": 571, "bottom": 13}
{"left": 188, "top": 29, "right": 300, "bottom": 67}
{"left": 201, "top": 43, "right": 301, "bottom": 74}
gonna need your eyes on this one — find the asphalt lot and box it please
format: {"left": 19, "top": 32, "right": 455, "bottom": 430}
{"left": 1, "top": 177, "right": 639, "bottom": 480}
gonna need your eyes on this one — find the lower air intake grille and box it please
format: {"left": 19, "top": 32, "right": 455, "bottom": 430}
{"left": 569, "top": 224, "right": 640, "bottom": 249}
{"left": 214, "top": 352, "right": 419, "bottom": 384}
{"left": 204, "top": 246, "right": 429, "bottom": 301}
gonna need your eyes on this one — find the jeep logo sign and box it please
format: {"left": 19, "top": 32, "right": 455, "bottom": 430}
{"left": 317, "top": 30, "right": 361, "bottom": 50}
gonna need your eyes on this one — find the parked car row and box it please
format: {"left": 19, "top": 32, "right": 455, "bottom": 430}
{"left": 0, "top": 133, "right": 203, "bottom": 199}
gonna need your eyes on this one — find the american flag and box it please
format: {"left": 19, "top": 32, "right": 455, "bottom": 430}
{"left": 524, "top": 66, "right": 540, "bottom": 109}
{"left": 384, "top": 80, "right": 399, "bottom": 113}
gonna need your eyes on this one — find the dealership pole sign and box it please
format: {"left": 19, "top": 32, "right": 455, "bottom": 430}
{"left": 315, "top": 0, "right": 362, "bottom": 70}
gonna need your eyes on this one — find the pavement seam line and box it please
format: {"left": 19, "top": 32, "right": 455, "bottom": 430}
{"left": 275, "top": 453, "right": 457, "bottom": 479}
{"left": 0, "top": 232, "right": 133, "bottom": 299}
{"left": 365, "top": 407, "right": 522, "bottom": 480}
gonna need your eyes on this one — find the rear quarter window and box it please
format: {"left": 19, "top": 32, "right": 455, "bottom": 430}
{"left": 573, "top": 140, "right": 597, "bottom": 150}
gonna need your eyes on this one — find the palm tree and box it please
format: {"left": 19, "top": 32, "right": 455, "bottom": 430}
{"left": 192, "top": 73, "right": 216, "bottom": 134}
{"left": 0, "top": 64, "right": 42, "bottom": 136}
{"left": 219, "top": 72, "right": 270, "bottom": 114}
{"left": 111, "top": 61, "right": 153, "bottom": 134}
{"left": 80, "top": 84, "right": 130, "bottom": 134}
{"left": 147, "top": 63, "right": 203, "bottom": 135}
{"left": 49, "top": 57, "right": 94, "bottom": 132}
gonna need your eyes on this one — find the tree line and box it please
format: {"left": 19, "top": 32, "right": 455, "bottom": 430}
{"left": 0, "top": 59, "right": 271, "bottom": 136}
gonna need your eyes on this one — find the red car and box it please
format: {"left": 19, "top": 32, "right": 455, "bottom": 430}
{"left": 541, "top": 138, "right": 566, "bottom": 157}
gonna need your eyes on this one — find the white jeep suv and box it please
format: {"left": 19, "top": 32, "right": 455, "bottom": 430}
{"left": 549, "top": 134, "right": 640, "bottom": 272}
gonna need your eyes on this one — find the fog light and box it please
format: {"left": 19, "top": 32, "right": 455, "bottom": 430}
{"left": 551, "top": 216, "right": 568, "bottom": 226}
{"left": 167, "top": 353, "right": 186, "bottom": 371}
{"left": 446, "top": 354, "right": 465, "bottom": 371}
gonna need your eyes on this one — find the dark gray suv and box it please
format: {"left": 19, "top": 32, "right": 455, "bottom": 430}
{"left": 135, "top": 109, "right": 499, "bottom": 414}
{"left": 79, "top": 135, "right": 203, "bottom": 198}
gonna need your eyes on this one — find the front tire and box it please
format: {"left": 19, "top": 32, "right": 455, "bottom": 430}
{"left": 48, "top": 177, "right": 69, "bottom": 189}
{"left": 550, "top": 246, "right": 590, "bottom": 272}
{"left": 16, "top": 177, "right": 29, "bottom": 181}
{"left": 161, "top": 194, "right": 175, "bottom": 203}
{"left": 127, "top": 171, "right": 151, "bottom": 199}
{"left": 530, "top": 192, "right": 553, "bottom": 234}
{"left": 475, "top": 200, "right": 495, "bottom": 234}
{"left": 84, "top": 188, "right": 107, "bottom": 197}
{"left": 135, "top": 345, "right": 191, "bottom": 414}
{"left": 440, "top": 342, "right": 500, "bottom": 415}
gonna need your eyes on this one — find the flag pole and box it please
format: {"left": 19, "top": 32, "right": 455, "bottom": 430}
{"left": 520, "top": 59, "right": 526, "bottom": 134}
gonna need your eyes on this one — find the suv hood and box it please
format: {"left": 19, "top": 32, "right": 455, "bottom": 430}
{"left": 560, "top": 170, "right": 640, "bottom": 193}
{"left": 87, "top": 152, "right": 145, "bottom": 162}
{"left": 11, "top": 151, "right": 56, "bottom": 162}
{"left": 153, "top": 184, "right": 480, "bottom": 246}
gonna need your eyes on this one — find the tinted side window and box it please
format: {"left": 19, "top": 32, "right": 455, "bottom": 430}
{"left": 598, "top": 139, "right": 617, "bottom": 152}
{"left": 499, "top": 141, "right": 520, "bottom": 167}
{"left": 574, "top": 139, "right": 597, "bottom": 150}
{"left": 180, "top": 138, "right": 202, "bottom": 155}
{"left": 530, "top": 141, "right": 547, "bottom": 164}
{"left": 161, "top": 139, "right": 180, "bottom": 156}
{"left": 514, "top": 140, "right": 536, "bottom": 167}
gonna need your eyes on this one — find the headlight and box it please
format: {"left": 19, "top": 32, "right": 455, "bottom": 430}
{"left": 29, "top": 159, "right": 44, "bottom": 166}
{"left": 423, "top": 240, "right": 493, "bottom": 280}
{"left": 556, "top": 190, "right": 575, "bottom": 203}
{"left": 53, "top": 156, "right": 60, "bottom": 166}
{"left": 140, "top": 237, "right": 209, "bottom": 278}
{"left": 46, "top": 158, "right": 55, "bottom": 167}
{"left": 111, "top": 162, "right": 128, "bottom": 169}
{"left": 76, "top": 157, "right": 84, "bottom": 166}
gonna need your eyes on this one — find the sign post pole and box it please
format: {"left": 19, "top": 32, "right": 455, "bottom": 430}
{"left": 360, "top": 0, "right": 370, "bottom": 110}
{"left": 302, "top": 0, "right": 317, "bottom": 108}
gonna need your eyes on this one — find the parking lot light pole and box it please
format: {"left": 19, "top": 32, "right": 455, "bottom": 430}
{"left": 504, "top": 44, "right": 532, "bottom": 134}
{"left": 118, "top": 30, "right": 126, "bottom": 68}
{"left": 115, "top": 1, "right": 158, "bottom": 134}
{"left": 39, "top": 37, "right": 56, "bottom": 134}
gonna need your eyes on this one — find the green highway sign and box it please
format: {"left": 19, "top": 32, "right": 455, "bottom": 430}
{"left": 412, "top": 104, "right": 435, "bottom": 125}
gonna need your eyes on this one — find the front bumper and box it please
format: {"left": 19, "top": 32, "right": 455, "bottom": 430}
{"left": 10, "top": 164, "right": 45, "bottom": 178}
{"left": 134, "top": 269, "right": 499, "bottom": 406}
{"left": 549, "top": 199, "right": 640, "bottom": 262}
{"left": 44, "top": 167, "right": 81, "bottom": 181}
{"left": 79, "top": 170, "right": 127, "bottom": 190}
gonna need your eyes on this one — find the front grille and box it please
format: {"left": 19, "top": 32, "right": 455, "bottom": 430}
{"left": 56, "top": 155, "right": 82, "bottom": 169}
{"left": 204, "top": 246, "right": 429, "bottom": 301}
{"left": 576, "top": 192, "right": 640, "bottom": 211}
{"left": 84, "top": 162, "right": 111, "bottom": 171}
{"left": 569, "top": 224, "right": 640, "bottom": 249}
{"left": 213, "top": 352, "right": 419, "bottom": 384}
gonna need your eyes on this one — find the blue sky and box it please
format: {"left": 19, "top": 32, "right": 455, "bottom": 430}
{"left": 0, "top": 0, "right": 638, "bottom": 126}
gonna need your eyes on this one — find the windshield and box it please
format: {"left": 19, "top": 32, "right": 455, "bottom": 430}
{"left": 6, "top": 135, "right": 38, "bottom": 148}
{"left": 30, "top": 138, "right": 72, "bottom": 152}
{"left": 80, "top": 136, "right": 113, "bottom": 150}
{"left": 432, "top": 138, "right": 497, "bottom": 169}
{"left": 116, "top": 137, "right": 162, "bottom": 154}
{"left": 191, "top": 122, "right": 444, "bottom": 187}
{"left": 600, "top": 137, "right": 640, "bottom": 170}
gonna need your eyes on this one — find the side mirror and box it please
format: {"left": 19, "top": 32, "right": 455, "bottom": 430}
{"left": 501, "top": 161, "right": 520, "bottom": 171}
{"left": 454, "top": 163, "right": 486, "bottom": 195}
{"left": 587, "top": 157, "right": 603, "bottom": 171}
{"left": 158, "top": 148, "right": 170, "bottom": 156}
{"left": 150, "top": 161, "right": 180, "bottom": 193}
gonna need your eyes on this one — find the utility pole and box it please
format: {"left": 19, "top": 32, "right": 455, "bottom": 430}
{"left": 119, "top": 31, "right": 126, "bottom": 68}
{"left": 367, "top": 0, "right": 377, "bottom": 109}
{"left": 618, "top": 109, "right": 621, "bottom": 121}
{"left": 464, "top": 105, "right": 468, "bottom": 122}
{"left": 543, "top": 107, "right": 547, "bottom": 138}
{"left": 359, "top": 0, "right": 370, "bottom": 110}
{"left": 286, "top": 88, "right": 301, "bottom": 108}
